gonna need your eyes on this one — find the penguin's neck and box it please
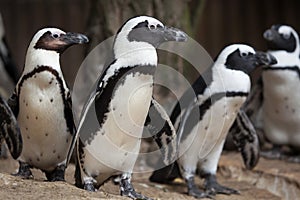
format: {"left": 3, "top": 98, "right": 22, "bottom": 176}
{"left": 209, "top": 64, "right": 251, "bottom": 93}
{"left": 113, "top": 36, "right": 158, "bottom": 67}
{"left": 269, "top": 50, "right": 300, "bottom": 67}
{"left": 24, "top": 48, "right": 62, "bottom": 74}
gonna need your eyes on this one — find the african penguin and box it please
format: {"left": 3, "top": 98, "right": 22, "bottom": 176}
{"left": 149, "top": 44, "right": 277, "bottom": 198}
{"left": 246, "top": 25, "right": 300, "bottom": 161}
{"left": 71, "top": 16, "right": 187, "bottom": 199}
{"left": 8, "top": 28, "right": 88, "bottom": 181}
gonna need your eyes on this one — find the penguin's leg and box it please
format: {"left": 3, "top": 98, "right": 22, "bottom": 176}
{"left": 82, "top": 176, "right": 97, "bottom": 192}
{"left": 75, "top": 164, "right": 96, "bottom": 192}
{"left": 45, "top": 163, "right": 66, "bottom": 181}
{"left": 177, "top": 154, "right": 211, "bottom": 198}
{"left": 181, "top": 168, "right": 211, "bottom": 198}
{"left": 120, "top": 172, "right": 152, "bottom": 200}
{"left": 14, "top": 161, "right": 33, "bottom": 179}
{"left": 199, "top": 141, "right": 239, "bottom": 195}
{"left": 74, "top": 140, "right": 96, "bottom": 191}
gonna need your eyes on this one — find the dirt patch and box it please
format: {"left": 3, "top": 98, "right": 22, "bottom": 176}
{"left": 0, "top": 152, "right": 285, "bottom": 199}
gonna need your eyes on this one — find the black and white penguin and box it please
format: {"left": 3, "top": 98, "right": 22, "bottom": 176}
{"left": 245, "top": 25, "right": 300, "bottom": 161}
{"left": 71, "top": 16, "right": 187, "bottom": 199}
{"left": 0, "top": 95, "right": 22, "bottom": 159}
{"left": 150, "top": 44, "right": 277, "bottom": 198}
{"left": 8, "top": 28, "right": 88, "bottom": 181}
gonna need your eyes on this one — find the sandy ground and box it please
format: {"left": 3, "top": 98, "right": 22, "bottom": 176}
{"left": 0, "top": 151, "right": 286, "bottom": 200}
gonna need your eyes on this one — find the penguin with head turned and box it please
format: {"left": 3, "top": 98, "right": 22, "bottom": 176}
{"left": 70, "top": 16, "right": 187, "bottom": 199}
{"left": 150, "top": 44, "right": 277, "bottom": 198}
{"left": 244, "top": 24, "right": 300, "bottom": 161}
{"left": 8, "top": 27, "right": 89, "bottom": 181}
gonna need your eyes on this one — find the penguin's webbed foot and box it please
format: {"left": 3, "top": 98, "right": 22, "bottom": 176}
{"left": 45, "top": 164, "right": 66, "bottom": 182}
{"left": 204, "top": 174, "right": 239, "bottom": 195}
{"left": 120, "top": 176, "right": 152, "bottom": 200}
{"left": 186, "top": 177, "right": 212, "bottom": 199}
{"left": 13, "top": 161, "right": 33, "bottom": 179}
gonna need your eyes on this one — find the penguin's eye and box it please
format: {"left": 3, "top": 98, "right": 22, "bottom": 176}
{"left": 149, "top": 25, "right": 156, "bottom": 30}
{"left": 241, "top": 52, "right": 248, "bottom": 57}
{"left": 281, "top": 33, "right": 290, "bottom": 40}
{"left": 52, "top": 34, "right": 59, "bottom": 39}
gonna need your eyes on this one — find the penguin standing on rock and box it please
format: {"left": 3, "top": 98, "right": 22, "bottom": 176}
{"left": 245, "top": 25, "right": 300, "bottom": 161}
{"left": 8, "top": 28, "right": 89, "bottom": 181}
{"left": 71, "top": 16, "right": 187, "bottom": 199}
{"left": 150, "top": 44, "right": 277, "bottom": 198}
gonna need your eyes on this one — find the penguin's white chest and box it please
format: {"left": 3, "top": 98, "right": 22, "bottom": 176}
{"left": 18, "top": 71, "right": 71, "bottom": 171}
{"left": 180, "top": 96, "right": 246, "bottom": 161}
{"left": 84, "top": 72, "right": 153, "bottom": 175}
{"left": 263, "top": 69, "right": 300, "bottom": 146}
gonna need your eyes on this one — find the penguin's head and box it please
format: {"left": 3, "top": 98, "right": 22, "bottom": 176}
{"left": 113, "top": 16, "right": 187, "bottom": 58}
{"left": 218, "top": 44, "right": 277, "bottom": 74}
{"left": 263, "top": 25, "right": 299, "bottom": 53}
{"left": 31, "top": 28, "right": 89, "bottom": 54}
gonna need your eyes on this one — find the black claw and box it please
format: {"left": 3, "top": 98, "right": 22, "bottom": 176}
{"left": 120, "top": 176, "right": 152, "bottom": 200}
{"left": 45, "top": 164, "right": 66, "bottom": 182}
{"left": 204, "top": 174, "right": 239, "bottom": 195}
{"left": 13, "top": 161, "right": 33, "bottom": 179}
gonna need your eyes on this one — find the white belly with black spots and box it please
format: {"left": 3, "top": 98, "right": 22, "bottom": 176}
{"left": 18, "top": 71, "right": 71, "bottom": 171}
{"left": 83, "top": 73, "right": 153, "bottom": 178}
{"left": 263, "top": 69, "right": 300, "bottom": 147}
{"left": 179, "top": 96, "right": 246, "bottom": 172}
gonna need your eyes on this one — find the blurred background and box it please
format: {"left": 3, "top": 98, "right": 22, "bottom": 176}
{"left": 1, "top": 0, "right": 300, "bottom": 85}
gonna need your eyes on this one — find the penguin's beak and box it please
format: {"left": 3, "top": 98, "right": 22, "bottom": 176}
{"left": 60, "top": 32, "right": 89, "bottom": 45}
{"left": 255, "top": 51, "right": 277, "bottom": 66}
{"left": 162, "top": 26, "right": 187, "bottom": 42}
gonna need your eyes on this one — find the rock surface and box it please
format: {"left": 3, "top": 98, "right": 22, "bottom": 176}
{"left": 0, "top": 152, "right": 292, "bottom": 199}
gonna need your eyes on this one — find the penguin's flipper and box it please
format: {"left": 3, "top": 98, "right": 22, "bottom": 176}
{"left": 7, "top": 91, "right": 19, "bottom": 117}
{"left": 231, "top": 109, "right": 260, "bottom": 169}
{"left": 66, "top": 89, "right": 97, "bottom": 166}
{"left": 145, "top": 98, "right": 177, "bottom": 165}
{"left": 0, "top": 95, "right": 22, "bottom": 159}
{"left": 145, "top": 98, "right": 178, "bottom": 165}
{"left": 63, "top": 91, "right": 77, "bottom": 166}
